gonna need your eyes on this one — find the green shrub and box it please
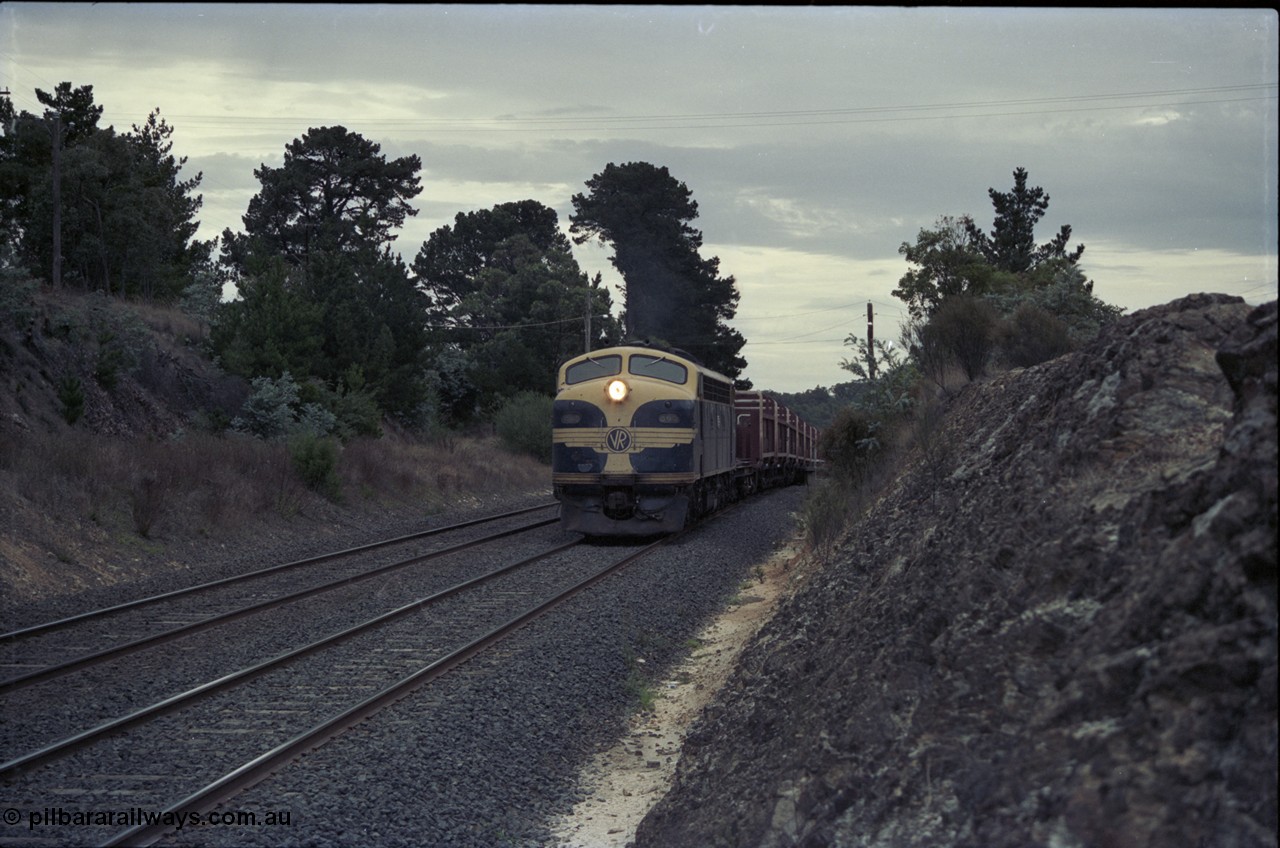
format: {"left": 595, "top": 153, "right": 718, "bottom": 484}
{"left": 298, "top": 377, "right": 382, "bottom": 439}
{"left": 233, "top": 372, "right": 302, "bottom": 438}
{"left": 983, "top": 263, "right": 1124, "bottom": 346}
{"left": 818, "top": 406, "right": 879, "bottom": 482}
{"left": 331, "top": 389, "right": 382, "bottom": 438}
{"left": 840, "top": 333, "right": 920, "bottom": 428}
{"left": 494, "top": 391, "right": 553, "bottom": 463}
{"left": 58, "top": 376, "right": 85, "bottom": 425}
{"left": 289, "top": 433, "right": 341, "bottom": 499}
{"left": 999, "top": 302, "right": 1074, "bottom": 367}
{"left": 908, "top": 396, "right": 954, "bottom": 484}
{"left": 0, "top": 271, "right": 39, "bottom": 328}
{"left": 94, "top": 332, "right": 126, "bottom": 389}
{"left": 904, "top": 316, "right": 953, "bottom": 392}
{"left": 295, "top": 402, "right": 338, "bottom": 438}
{"left": 800, "top": 478, "right": 854, "bottom": 556}
{"left": 130, "top": 472, "right": 166, "bottom": 537}
{"left": 923, "top": 296, "right": 1000, "bottom": 381}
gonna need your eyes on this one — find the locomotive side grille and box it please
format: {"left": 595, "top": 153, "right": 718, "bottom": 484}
{"left": 701, "top": 375, "right": 733, "bottom": 405}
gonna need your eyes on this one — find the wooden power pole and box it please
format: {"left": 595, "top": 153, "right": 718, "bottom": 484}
{"left": 866, "top": 301, "right": 876, "bottom": 380}
{"left": 51, "top": 114, "right": 62, "bottom": 290}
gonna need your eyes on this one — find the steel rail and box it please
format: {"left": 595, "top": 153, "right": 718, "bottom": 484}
{"left": 0, "top": 538, "right": 582, "bottom": 780}
{"left": 0, "top": 502, "right": 558, "bottom": 642}
{"left": 101, "top": 534, "right": 668, "bottom": 848}
{"left": 0, "top": 516, "right": 559, "bottom": 692}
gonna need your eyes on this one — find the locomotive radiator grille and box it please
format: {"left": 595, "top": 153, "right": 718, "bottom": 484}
{"left": 551, "top": 427, "right": 695, "bottom": 452}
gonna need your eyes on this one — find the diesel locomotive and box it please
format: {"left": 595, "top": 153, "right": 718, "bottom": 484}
{"left": 552, "top": 343, "right": 819, "bottom": 536}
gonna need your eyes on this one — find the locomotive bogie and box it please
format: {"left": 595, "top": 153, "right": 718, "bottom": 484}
{"left": 556, "top": 485, "right": 690, "bottom": 536}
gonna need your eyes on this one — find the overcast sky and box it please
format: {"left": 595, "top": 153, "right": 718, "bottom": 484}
{"left": 4, "top": 4, "right": 1276, "bottom": 392}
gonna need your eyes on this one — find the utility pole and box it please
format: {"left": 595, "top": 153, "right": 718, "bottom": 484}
{"left": 866, "top": 301, "right": 876, "bottom": 380}
{"left": 51, "top": 113, "right": 62, "bottom": 290}
{"left": 0, "top": 89, "right": 11, "bottom": 137}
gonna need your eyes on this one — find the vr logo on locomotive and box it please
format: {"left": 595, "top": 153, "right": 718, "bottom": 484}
{"left": 605, "top": 427, "right": 633, "bottom": 452}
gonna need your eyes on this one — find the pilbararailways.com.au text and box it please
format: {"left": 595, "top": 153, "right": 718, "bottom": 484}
{"left": 12, "top": 806, "right": 293, "bottom": 831}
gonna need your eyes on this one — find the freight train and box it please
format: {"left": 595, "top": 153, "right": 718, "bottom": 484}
{"left": 552, "top": 343, "right": 820, "bottom": 536}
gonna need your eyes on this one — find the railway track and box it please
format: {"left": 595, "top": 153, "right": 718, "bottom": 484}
{"left": 101, "top": 536, "right": 668, "bottom": 847}
{"left": 0, "top": 502, "right": 559, "bottom": 690}
{"left": 2, "top": 502, "right": 559, "bottom": 640}
{"left": 0, "top": 503, "right": 677, "bottom": 848}
{"left": 1, "top": 504, "right": 562, "bottom": 778}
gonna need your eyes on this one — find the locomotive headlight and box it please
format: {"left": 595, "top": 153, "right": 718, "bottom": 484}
{"left": 606, "top": 379, "right": 629, "bottom": 402}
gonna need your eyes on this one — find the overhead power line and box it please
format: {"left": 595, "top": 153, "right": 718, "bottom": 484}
{"left": 425, "top": 314, "right": 612, "bottom": 331}
{"left": 746, "top": 337, "right": 855, "bottom": 346}
{"left": 58, "top": 83, "right": 1275, "bottom": 135}
{"left": 734, "top": 297, "right": 905, "bottom": 325}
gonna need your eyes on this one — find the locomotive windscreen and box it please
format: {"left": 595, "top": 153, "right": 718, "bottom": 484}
{"left": 565, "top": 355, "right": 622, "bottom": 384}
{"left": 629, "top": 354, "right": 688, "bottom": 384}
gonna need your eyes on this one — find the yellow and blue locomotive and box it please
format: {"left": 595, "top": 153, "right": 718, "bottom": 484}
{"left": 552, "top": 344, "right": 740, "bottom": 536}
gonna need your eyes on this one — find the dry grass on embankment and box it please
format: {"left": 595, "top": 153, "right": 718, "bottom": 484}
{"left": 0, "top": 426, "right": 551, "bottom": 604}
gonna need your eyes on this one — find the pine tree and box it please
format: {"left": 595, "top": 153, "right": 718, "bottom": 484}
{"left": 964, "top": 167, "right": 1084, "bottom": 273}
{"left": 569, "top": 161, "right": 746, "bottom": 381}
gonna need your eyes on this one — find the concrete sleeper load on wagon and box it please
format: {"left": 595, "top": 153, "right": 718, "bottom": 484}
{"left": 552, "top": 343, "right": 820, "bottom": 537}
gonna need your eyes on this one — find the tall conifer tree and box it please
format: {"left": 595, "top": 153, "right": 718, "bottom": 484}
{"left": 569, "top": 161, "right": 746, "bottom": 382}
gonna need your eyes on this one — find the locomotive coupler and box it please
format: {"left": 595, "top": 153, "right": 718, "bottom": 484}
{"left": 604, "top": 490, "right": 634, "bottom": 519}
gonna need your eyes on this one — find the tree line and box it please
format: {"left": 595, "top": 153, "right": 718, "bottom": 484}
{"left": 3, "top": 83, "right": 1122, "bottom": 451}
{"left": 1, "top": 83, "right": 748, "bottom": 439}
{"left": 0, "top": 83, "right": 212, "bottom": 303}
{"left": 805, "top": 166, "right": 1123, "bottom": 479}
{"left": 889, "top": 166, "right": 1120, "bottom": 381}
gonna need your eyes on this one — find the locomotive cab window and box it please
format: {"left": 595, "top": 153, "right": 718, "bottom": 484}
{"left": 628, "top": 354, "right": 687, "bottom": 385}
{"left": 565, "top": 355, "right": 622, "bottom": 384}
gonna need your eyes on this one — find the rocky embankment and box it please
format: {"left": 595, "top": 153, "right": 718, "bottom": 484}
{"left": 635, "top": 294, "right": 1277, "bottom": 847}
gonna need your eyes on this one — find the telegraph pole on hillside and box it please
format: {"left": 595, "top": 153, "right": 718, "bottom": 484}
{"left": 51, "top": 113, "right": 62, "bottom": 289}
{"left": 866, "top": 301, "right": 876, "bottom": 380}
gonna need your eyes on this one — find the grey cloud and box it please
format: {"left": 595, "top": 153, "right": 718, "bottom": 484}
{"left": 186, "top": 152, "right": 267, "bottom": 193}
{"left": 19, "top": 4, "right": 1271, "bottom": 297}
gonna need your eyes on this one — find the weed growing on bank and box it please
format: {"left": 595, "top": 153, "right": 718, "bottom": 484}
{"left": 0, "top": 427, "right": 548, "bottom": 543}
{"left": 800, "top": 390, "right": 956, "bottom": 558}
{"left": 494, "top": 391, "right": 553, "bottom": 463}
